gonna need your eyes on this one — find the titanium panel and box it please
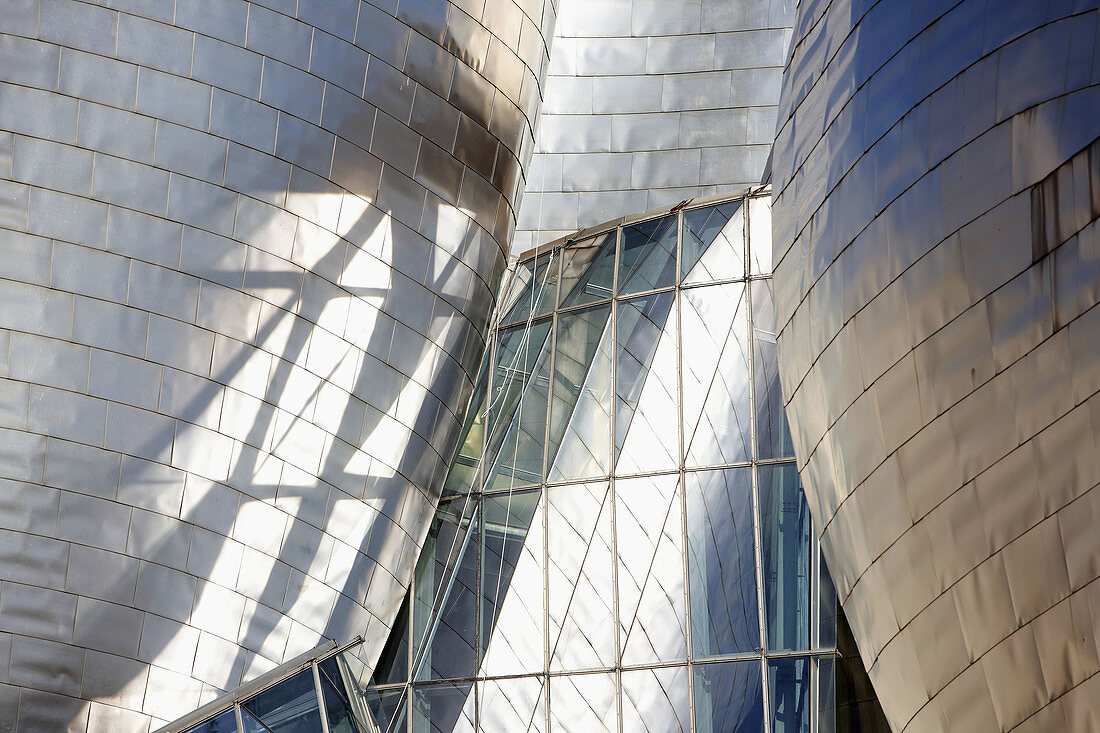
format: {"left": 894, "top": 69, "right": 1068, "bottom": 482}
{"left": 773, "top": 1, "right": 1100, "bottom": 730}
{"left": 512, "top": 0, "right": 796, "bottom": 252}
{"left": 0, "top": 0, "right": 555, "bottom": 730}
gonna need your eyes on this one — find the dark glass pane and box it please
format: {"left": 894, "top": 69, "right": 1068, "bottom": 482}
{"left": 769, "top": 657, "right": 811, "bottom": 733}
{"left": 443, "top": 356, "right": 490, "bottom": 497}
{"left": 186, "top": 710, "right": 238, "bottom": 733}
{"left": 480, "top": 490, "right": 543, "bottom": 676}
{"left": 835, "top": 608, "right": 891, "bottom": 732}
{"left": 413, "top": 498, "right": 474, "bottom": 660}
{"left": 363, "top": 686, "right": 405, "bottom": 733}
{"left": 616, "top": 474, "right": 687, "bottom": 665}
{"left": 561, "top": 231, "right": 616, "bottom": 307}
{"left": 412, "top": 682, "right": 475, "bottom": 733}
{"left": 499, "top": 260, "right": 534, "bottom": 319}
{"left": 550, "top": 673, "right": 616, "bottom": 731}
{"left": 318, "top": 657, "right": 364, "bottom": 733}
{"left": 372, "top": 595, "right": 410, "bottom": 686}
{"left": 683, "top": 201, "right": 744, "bottom": 284}
{"left": 417, "top": 502, "right": 479, "bottom": 681}
{"left": 503, "top": 253, "right": 558, "bottom": 324}
{"left": 619, "top": 214, "right": 677, "bottom": 295}
{"left": 547, "top": 482, "right": 615, "bottom": 671}
{"left": 484, "top": 320, "right": 552, "bottom": 483}
{"left": 478, "top": 676, "right": 546, "bottom": 731}
{"left": 547, "top": 304, "right": 612, "bottom": 479}
{"left": 621, "top": 666, "right": 690, "bottom": 732}
{"left": 240, "top": 708, "right": 270, "bottom": 733}
{"left": 751, "top": 280, "right": 793, "bottom": 460}
{"left": 242, "top": 668, "right": 322, "bottom": 733}
{"left": 692, "top": 660, "right": 764, "bottom": 733}
{"left": 485, "top": 327, "right": 553, "bottom": 490}
{"left": 614, "top": 292, "right": 676, "bottom": 473}
{"left": 819, "top": 657, "right": 837, "bottom": 733}
{"left": 686, "top": 468, "right": 760, "bottom": 657}
{"left": 819, "top": 552, "right": 838, "bottom": 650}
{"left": 682, "top": 285, "right": 751, "bottom": 467}
{"left": 760, "top": 463, "right": 811, "bottom": 651}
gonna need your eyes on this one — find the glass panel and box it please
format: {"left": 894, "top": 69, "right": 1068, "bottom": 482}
{"left": 621, "top": 666, "right": 690, "bottom": 732}
{"left": 760, "top": 463, "right": 811, "bottom": 651}
{"left": 411, "top": 682, "right": 475, "bottom": 733}
{"left": 686, "top": 468, "right": 759, "bottom": 657}
{"left": 443, "top": 357, "right": 490, "bottom": 497}
{"left": 372, "top": 595, "right": 410, "bottom": 686}
{"left": 683, "top": 201, "right": 744, "bottom": 284}
{"left": 485, "top": 328, "right": 553, "bottom": 491}
{"left": 185, "top": 710, "right": 238, "bottom": 733}
{"left": 480, "top": 490, "right": 543, "bottom": 676}
{"left": 418, "top": 503, "right": 480, "bottom": 681}
{"left": 682, "top": 285, "right": 751, "bottom": 467}
{"left": 318, "top": 657, "right": 364, "bottom": 733}
{"left": 751, "top": 280, "right": 793, "bottom": 460}
{"left": 819, "top": 550, "right": 838, "bottom": 650}
{"left": 692, "top": 660, "right": 765, "bottom": 733}
{"left": 503, "top": 253, "right": 558, "bottom": 324}
{"left": 483, "top": 320, "right": 552, "bottom": 484}
{"left": 836, "top": 607, "right": 892, "bottom": 732}
{"left": 413, "top": 498, "right": 474, "bottom": 661}
{"left": 363, "top": 686, "right": 405, "bottom": 733}
{"left": 547, "top": 305, "right": 612, "bottom": 480}
{"left": 241, "top": 668, "right": 323, "bottom": 733}
{"left": 748, "top": 195, "right": 772, "bottom": 276}
{"left": 240, "top": 708, "right": 270, "bottom": 733}
{"left": 818, "top": 657, "right": 836, "bottom": 733}
{"left": 549, "top": 673, "right": 616, "bottom": 732}
{"left": 561, "top": 231, "right": 616, "bottom": 307}
{"left": 500, "top": 260, "right": 534, "bottom": 319}
{"left": 614, "top": 292, "right": 677, "bottom": 474}
{"left": 478, "top": 676, "right": 546, "bottom": 732}
{"left": 619, "top": 214, "right": 678, "bottom": 295}
{"left": 547, "top": 482, "right": 615, "bottom": 672}
{"left": 768, "top": 657, "right": 810, "bottom": 733}
{"left": 616, "top": 474, "right": 687, "bottom": 665}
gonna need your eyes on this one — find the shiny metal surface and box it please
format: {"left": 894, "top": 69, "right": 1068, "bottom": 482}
{"left": 512, "top": 0, "right": 795, "bottom": 252}
{"left": 773, "top": 2, "right": 1100, "bottom": 730}
{"left": 0, "top": 0, "right": 554, "bottom": 730}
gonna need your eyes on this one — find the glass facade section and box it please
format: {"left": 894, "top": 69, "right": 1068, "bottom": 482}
{"left": 170, "top": 192, "right": 885, "bottom": 733}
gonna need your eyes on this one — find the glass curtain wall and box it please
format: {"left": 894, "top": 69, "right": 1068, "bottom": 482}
{"left": 365, "top": 190, "right": 838, "bottom": 732}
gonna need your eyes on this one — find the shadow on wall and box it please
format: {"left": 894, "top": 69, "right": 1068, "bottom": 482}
{"left": 65, "top": 114, "right": 508, "bottom": 722}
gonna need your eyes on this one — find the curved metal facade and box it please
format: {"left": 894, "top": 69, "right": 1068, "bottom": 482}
{"left": 0, "top": 0, "right": 553, "bottom": 730}
{"left": 511, "top": 0, "right": 794, "bottom": 252}
{"left": 773, "top": 2, "right": 1100, "bottom": 731}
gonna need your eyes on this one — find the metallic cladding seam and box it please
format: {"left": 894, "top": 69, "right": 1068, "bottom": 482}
{"left": 0, "top": 0, "right": 555, "bottom": 730}
{"left": 511, "top": 0, "right": 796, "bottom": 253}
{"left": 773, "top": 0, "right": 1100, "bottom": 731}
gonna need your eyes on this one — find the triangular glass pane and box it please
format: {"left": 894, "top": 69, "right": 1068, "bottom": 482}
{"left": 242, "top": 669, "right": 322, "bottom": 733}
{"left": 548, "top": 482, "right": 615, "bottom": 672}
{"left": 619, "top": 214, "right": 678, "bottom": 295}
{"left": 317, "top": 658, "right": 364, "bottom": 733}
{"left": 683, "top": 201, "right": 745, "bottom": 284}
{"left": 548, "top": 315, "right": 613, "bottom": 482}
{"left": 616, "top": 295, "right": 678, "bottom": 475}
{"left": 546, "top": 304, "right": 612, "bottom": 479}
{"left": 682, "top": 285, "right": 751, "bottom": 467}
{"left": 480, "top": 490, "right": 543, "bottom": 676}
{"left": 616, "top": 474, "right": 687, "bottom": 665}
{"left": 370, "top": 595, "right": 409, "bottom": 686}
{"left": 503, "top": 253, "right": 558, "bottom": 324}
{"left": 363, "top": 687, "right": 405, "bottom": 733}
{"left": 479, "top": 676, "right": 547, "bottom": 732}
{"left": 443, "top": 356, "right": 490, "bottom": 497}
{"left": 499, "top": 260, "right": 534, "bottom": 319}
{"left": 614, "top": 292, "right": 675, "bottom": 470}
{"left": 561, "top": 231, "right": 616, "bottom": 307}
{"left": 751, "top": 280, "right": 793, "bottom": 460}
{"left": 748, "top": 195, "right": 773, "bottom": 276}
{"left": 485, "top": 329, "right": 553, "bottom": 491}
{"left": 413, "top": 498, "right": 475, "bottom": 661}
{"left": 239, "top": 708, "right": 273, "bottom": 733}
{"left": 484, "top": 320, "right": 552, "bottom": 474}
